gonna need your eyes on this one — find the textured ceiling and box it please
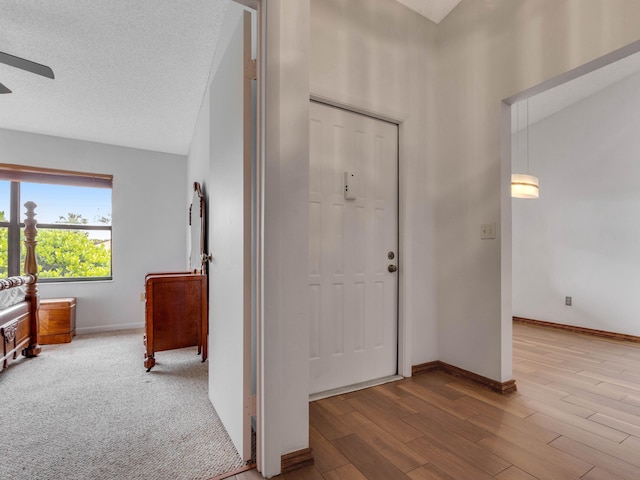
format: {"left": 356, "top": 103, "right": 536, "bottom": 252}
{"left": 0, "top": 1, "right": 230, "bottom": 155}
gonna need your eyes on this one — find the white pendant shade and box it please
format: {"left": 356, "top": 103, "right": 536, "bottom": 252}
{"left": 512, "top": 99, "right": 540, "bottom": 199}
{"left": 511, "top": 173, "right": 539, "bottom": 199}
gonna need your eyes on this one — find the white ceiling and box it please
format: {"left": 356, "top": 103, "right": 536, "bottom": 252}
{"left": 396, "top": 0, "right": 461, "bottom": 24}
{"left": 2, "top": 1, "right": 640, "bottom": 157}
{"left": 0, "top": 1, "right": 230, "bottom": 156}
{"left": 515, "top": 49, "right": 640, "bottom": 131}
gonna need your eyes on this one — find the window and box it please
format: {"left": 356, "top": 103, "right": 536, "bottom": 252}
{"left": 0, "top": 165, "right": 113, "bottom": 281}
{"left": 0, "top": 180, "right": 9, "bottom": 276}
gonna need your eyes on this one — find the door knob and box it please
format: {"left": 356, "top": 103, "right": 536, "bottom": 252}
{"left": 388, "top": 264, "right": 398, "bottom": 273}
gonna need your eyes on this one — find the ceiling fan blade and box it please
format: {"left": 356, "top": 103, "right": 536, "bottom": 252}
{"left": 0, "top": 51, "right": 54, "bottom": 79}
{"left": 0, "top": 82, "right": 11, "bottom": 94}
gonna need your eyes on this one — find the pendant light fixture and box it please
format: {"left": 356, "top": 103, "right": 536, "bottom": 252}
{"left": 511, "top": 99, "right": 539, "bottom": 199}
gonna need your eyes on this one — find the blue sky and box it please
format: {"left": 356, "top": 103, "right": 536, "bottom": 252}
{"left": 0, "top": 181, "right": 111, "bottom": 225}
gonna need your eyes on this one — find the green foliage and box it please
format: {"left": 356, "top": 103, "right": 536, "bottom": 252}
{"left": 1, "top": 211, "right": 111, "bottom": 279}
{"left": 34, "top": 229, "right": 111, "bottom": 278}
{"left": 57, "top": 213, "right": 88, "bottom": 225}
{"left": 0, "top": 227, "right": 7, "bottom": 276}
{"left": 0, "top": 210, "right": 6, "bottom": 222}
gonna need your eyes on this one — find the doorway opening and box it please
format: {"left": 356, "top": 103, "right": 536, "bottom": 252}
{"left": 502, "top": 39, "right": 640, "bottom": 381}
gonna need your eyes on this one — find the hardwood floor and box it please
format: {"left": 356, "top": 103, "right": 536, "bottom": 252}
{"left": 263, "top": 322, "right": 640, "bottom": 480}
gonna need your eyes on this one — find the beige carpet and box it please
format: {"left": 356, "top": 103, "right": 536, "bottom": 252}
{"left": 0, "top": 329, "right": 244, "bottom": 480}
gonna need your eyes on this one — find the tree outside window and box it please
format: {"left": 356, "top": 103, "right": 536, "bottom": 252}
{"left": 0, "top": 168, "right": 113, "bottom": 281}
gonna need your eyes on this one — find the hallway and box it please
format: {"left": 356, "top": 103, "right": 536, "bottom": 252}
{"left": 268, "top": 322, "right": 640, "bottom": 479}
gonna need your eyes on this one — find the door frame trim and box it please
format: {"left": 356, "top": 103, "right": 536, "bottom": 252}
{"left": 232, "top": 0, "right": 262, "bottom": 469}
{"left": 309, "top": 93, "right": 411, "bottom": 379}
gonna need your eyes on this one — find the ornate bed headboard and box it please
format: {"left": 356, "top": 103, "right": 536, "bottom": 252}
{"left": 0, "top": 201, "right": 41, "bottom": 372}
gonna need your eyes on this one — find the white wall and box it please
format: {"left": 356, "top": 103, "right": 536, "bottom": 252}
{"left": 186, "top": 87, "right": 211, "bottom": 266}
{"left": 0, "top": 128, "right": 187, "bottom": 333}
{"left": 513, "top": 71, "right": 640, "bottom": 337}
{"left": 260, "top": 0, "right": 310, "bottom": 476}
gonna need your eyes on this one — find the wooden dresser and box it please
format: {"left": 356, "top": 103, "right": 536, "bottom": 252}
{"left": 143, "top": 273, "right": 207, "bottom": 371}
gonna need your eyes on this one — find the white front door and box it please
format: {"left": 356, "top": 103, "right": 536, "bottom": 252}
{"left": 309, "top": 101, "right": 399, "bottom": 395}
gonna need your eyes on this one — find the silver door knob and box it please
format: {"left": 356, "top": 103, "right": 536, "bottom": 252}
{"left": 388, "top": 264, "right": 398, "bottom": 273}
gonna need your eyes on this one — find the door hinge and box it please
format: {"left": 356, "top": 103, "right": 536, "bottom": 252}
{"left": 245, "top": 59, "right": 257, "bottom": 81}
{"left": 246, "top": 394, "right": 257, "bottom": 417}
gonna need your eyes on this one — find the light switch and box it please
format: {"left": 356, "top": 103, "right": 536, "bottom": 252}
{"left": 481, "top": 223, "right": 496, "bottom": 239}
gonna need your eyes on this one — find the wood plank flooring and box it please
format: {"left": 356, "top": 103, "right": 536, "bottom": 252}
{"left": 261, "top": 323, "right": 640, "bottom": 480}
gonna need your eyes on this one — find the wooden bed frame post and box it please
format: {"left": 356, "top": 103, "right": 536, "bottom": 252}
{"left": 22, "top": 201, "right": 41, "bottom": 357}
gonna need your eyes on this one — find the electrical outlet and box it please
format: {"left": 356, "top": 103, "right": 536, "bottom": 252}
{"left": 565, "top": 296, "right": 572, "bottom": 306}
{"left": 481, "top": 223, "right": 496, "bottom": 239}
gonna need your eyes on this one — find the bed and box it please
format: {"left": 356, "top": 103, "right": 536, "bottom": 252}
{"left": 0, "top": 201, "right": 41, "bottom": 372}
